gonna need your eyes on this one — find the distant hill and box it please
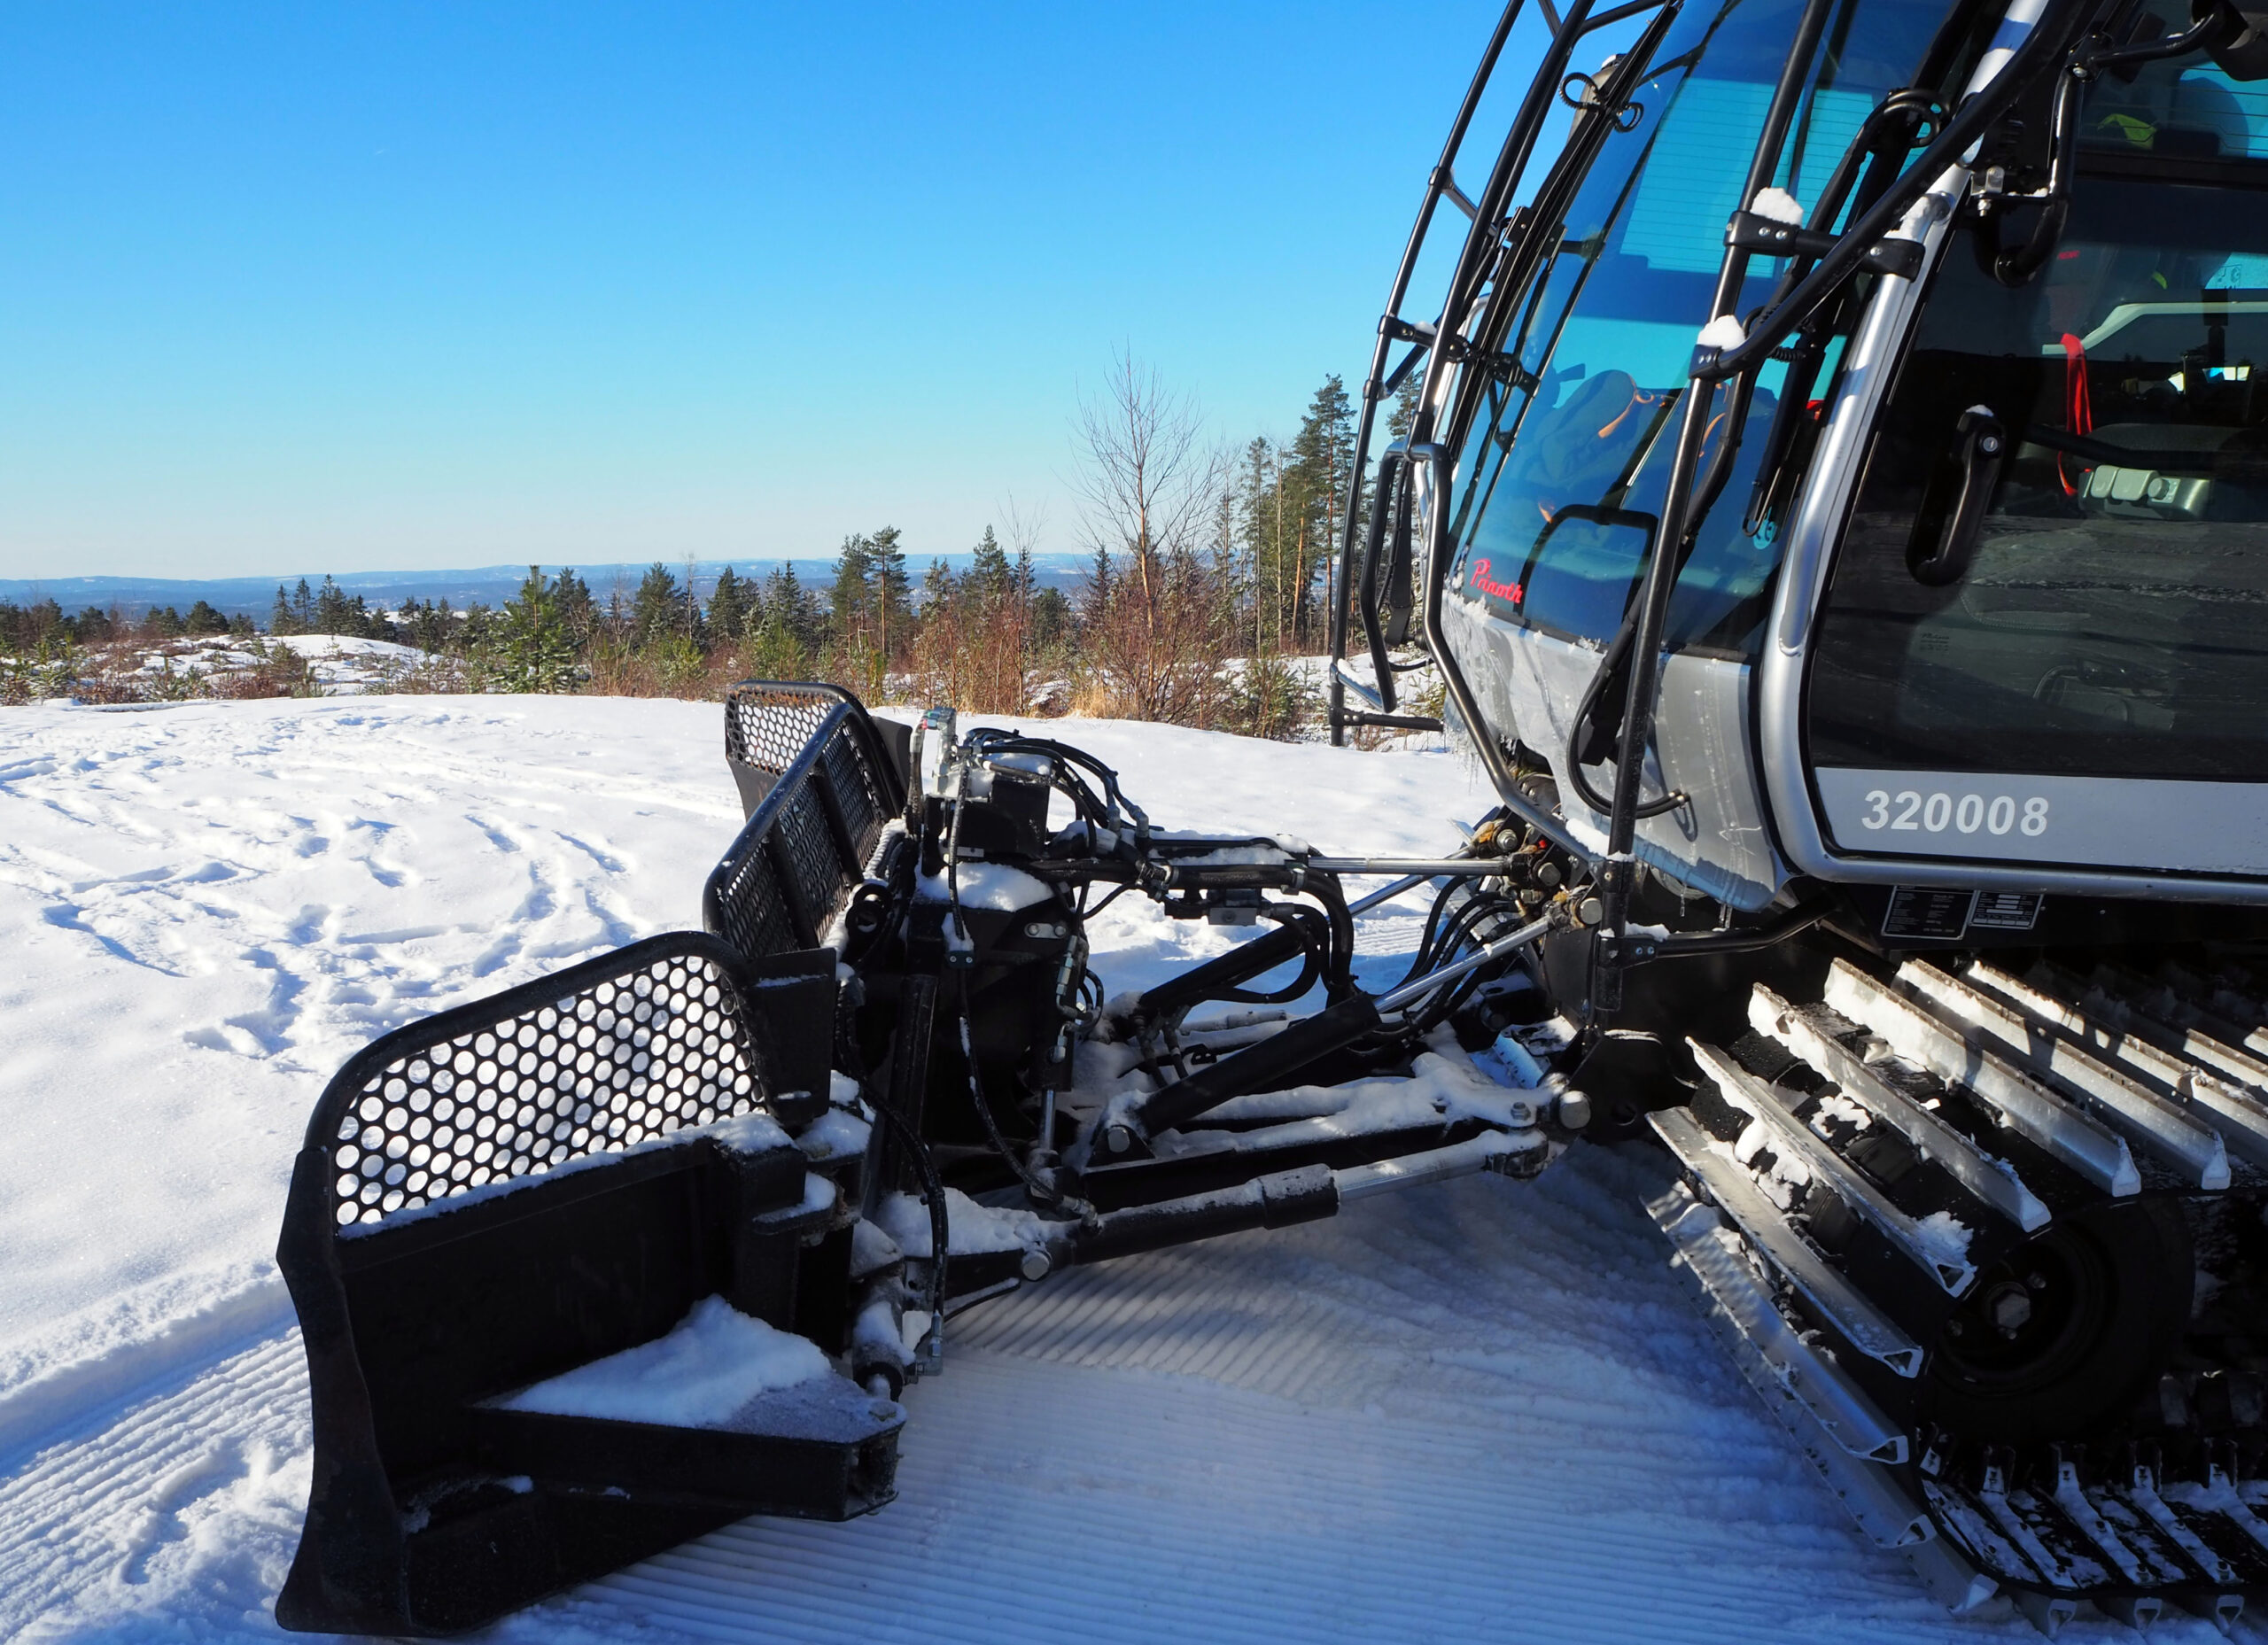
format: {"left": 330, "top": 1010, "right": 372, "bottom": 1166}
{"left": 0, "top": 555, "right": 1096, "bottom": 622}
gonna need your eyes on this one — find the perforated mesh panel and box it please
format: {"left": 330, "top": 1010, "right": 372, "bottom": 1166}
{"left": 706, "top": 688, "right": 900, "bottom": 961}
{"left": 324, "top": 945, "right": 766, "bottom": 1227}
{"left": 780, "top": 788, "right": 843, "bottom": 911}
{"left": 710, "top": 843, "right": 802, "bottom": 961}
{"left": 726, "top": 687, "right": 840, "bottom": 778}
{"left": 823, "top": 732, "right": 886, "bottom": 865}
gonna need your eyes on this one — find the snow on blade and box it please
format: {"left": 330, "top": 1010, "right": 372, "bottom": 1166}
{"left": 493, "top": 1296, "right": 831, "bottom": 1426}
{"left": 1915, "top": 1209, "right": 1974, "bottom": 1268}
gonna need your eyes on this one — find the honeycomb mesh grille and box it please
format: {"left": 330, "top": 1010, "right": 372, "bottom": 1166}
{"left": 325, "top": 943, "right": 765, "bottom": 1228}
{"left": 706, "top": 688, "right": 899, "bottom": 961}
{"left": 709, "top": 841, "right": 802, "bottom": 961}
{"left": 726, "top": 687, "right": 838, "bottom": 778}
{"left": 780, "top": 787, "right": 844, "bottom": 917}
{"left": 823, "top": 732, "right": 885, "bottom": 865}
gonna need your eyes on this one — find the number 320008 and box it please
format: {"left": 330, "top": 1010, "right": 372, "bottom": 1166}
{"left": 1860, "top": 789, "right": 2048, "bottom": 837}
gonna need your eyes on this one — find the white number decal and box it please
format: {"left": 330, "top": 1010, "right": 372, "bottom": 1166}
{"left": 1851, "top": 790, "right": 2048, "bottom": 839}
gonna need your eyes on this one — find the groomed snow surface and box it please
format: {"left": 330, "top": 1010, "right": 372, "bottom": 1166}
{"left": 0, "top": 696, "right": 2184, "bottom": 1642}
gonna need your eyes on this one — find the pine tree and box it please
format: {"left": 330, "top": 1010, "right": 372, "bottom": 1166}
{"left": 920, "top": 558, "right": 956, "bottom": 614}
{"left": 487, "top": 567, "right": 580, "bottom": 692}
{"left": 1236, "top": 436, "right": 1288, "bottom": 651}
{"left": 269, "top": 586, "right": 296, "bottom": 634}
{"left": 292, "top": 578, "right": 317, "bottom": 632}
{"left": 630, "top": 563, "right": 683, "bottom": 648}
{"left": 1030, "top": 586, "right": 1070, "bottom": 650}
{"left": 313, "top": 576, "right": 355, "bottom": 634}
{"left": 1283, "top": 375, "right": 1355, "bottom": 648}
{"left": 828, "top": 535, "right": 875, "bottom": 648}
{"left": 681, "top": 556, "right": 706, "bottom": 650}
{"left": 765, "top": 563, "right": 818, "bottom": 648}
{"left": 1386, "top": 369, "right": 1425, "bottom": 444}
{"left": 969, "top": 525, "right": 1012, "bottom": 605}
{"left": 868, "top": 526, "right": 910, "bottom": 662}
{"left": 707, "top": 566, "right": 751, "bottom": 642}
{"left": 554, "top": 570, "right": 597, "bottom": 646}
{"left": 1080, "top": 544, "right": 1114, "bottom": 631}
{"left": 751, "top": 564, "right": 816, "bottom": 678}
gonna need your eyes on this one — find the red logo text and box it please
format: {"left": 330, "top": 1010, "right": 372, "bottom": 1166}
{"left": 1468, "top": 557, "right": 1524, "bottom": 606}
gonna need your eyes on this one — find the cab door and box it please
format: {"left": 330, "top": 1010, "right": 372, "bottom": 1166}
{"left": 1802, "top": 65, "right": 2268, "bottom": 884}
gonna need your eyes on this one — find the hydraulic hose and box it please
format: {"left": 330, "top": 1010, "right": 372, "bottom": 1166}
{"left": 860, "top": 1088, "right": 947, "bottom": 1360}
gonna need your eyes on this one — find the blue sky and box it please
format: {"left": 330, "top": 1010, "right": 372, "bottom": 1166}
{"left": 0, "top": 2, "right": 1505, "bottom": 579}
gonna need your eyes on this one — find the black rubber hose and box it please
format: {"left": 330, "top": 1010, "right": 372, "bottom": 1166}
{"left": 1309, "top": 874, "right": 1357, "bottom": 999}
{"left": 1132, "top": 912, "right": 1317, "bottom": 1024}
{"left": 1399, "top": 877, "right": 1465, "bottom": 989}
{"left": 955, "top": 972, "right": 1079, "bottom": 1212}
{"left": 861, "top": 1088, "right": 948, "bottom": 1337}
{"left": 1393, "top": 894, "right": 1526, "bottom": 1028}
{"left": 1566, "top": 610, "right": 1685, "bottom": 821}
{"left": 1221, "top": 904, "right": 1329, "bottom": 1005}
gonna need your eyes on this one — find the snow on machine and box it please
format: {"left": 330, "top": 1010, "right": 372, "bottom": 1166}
{"left": 279, "top": 0, "right": 2268, "bottom": 1631}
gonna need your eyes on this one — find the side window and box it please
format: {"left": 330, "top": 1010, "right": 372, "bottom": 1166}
{"left": 1808, "top": 160, "right": 2268, "bottom": 782}
{"left": 1445, "top": 0, "right": 1933, "bottom": 660}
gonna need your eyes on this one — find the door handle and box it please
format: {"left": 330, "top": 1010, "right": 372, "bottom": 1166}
{"left": 1907, "top": 408, "right": 2006, "bottom": 586}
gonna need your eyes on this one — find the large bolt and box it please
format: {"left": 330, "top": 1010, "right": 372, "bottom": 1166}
{"left": 1987, "top": 1283, "right": 2033, "bottom": 1335}
{"left": 1557, "top": 1090, "right": 1593, "bottom": 1130}
{"left": 1019, "top": 1247, "right": 1052, "bottom": 1283}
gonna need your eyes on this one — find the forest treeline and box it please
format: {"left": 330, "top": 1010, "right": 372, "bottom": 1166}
{"left": 4, "top": 361, "right": 1422, "bottom": 734}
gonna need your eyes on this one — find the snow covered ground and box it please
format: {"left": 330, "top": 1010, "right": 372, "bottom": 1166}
{"left": 260, "top": 634, "right": 432, "bottom": 694}
{"left": 0, "top": 695, "right": 2202, "bottom": 1642}
{"left": 7, "top": 632, "right": 439, "bottom": 706}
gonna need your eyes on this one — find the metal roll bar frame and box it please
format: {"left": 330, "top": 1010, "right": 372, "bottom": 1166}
{"left": 1327, "top": 0, "right": 2119, "bottom": 998}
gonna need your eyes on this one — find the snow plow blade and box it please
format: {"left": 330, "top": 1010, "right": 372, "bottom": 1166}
{"left": 276, "top": 683, "right": 913, "bottom": 1634}
{"left": 275, "top": 932, "right": 894, "bottom": 1635}
{"left": 271, "top": 680, "right": 1571, "bottom": 1633}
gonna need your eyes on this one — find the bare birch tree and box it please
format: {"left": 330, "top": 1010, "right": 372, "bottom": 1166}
{"left": 1069, "top": 351, "right": 1235, "bottom": 724}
